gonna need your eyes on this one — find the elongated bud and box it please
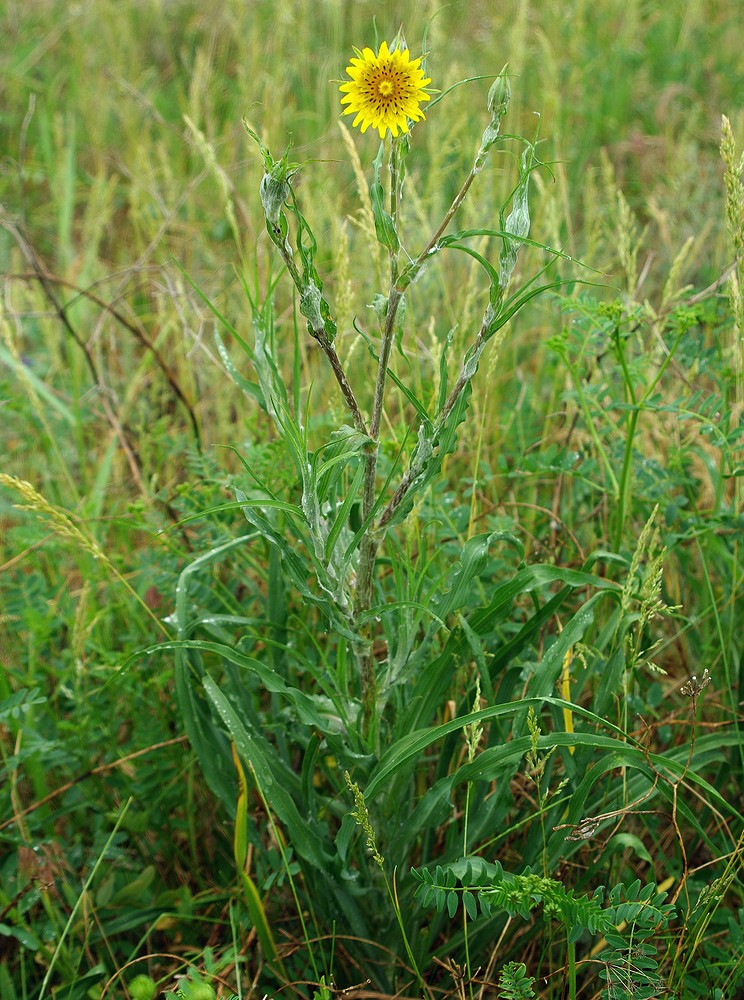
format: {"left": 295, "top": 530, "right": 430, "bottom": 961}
{"left": 260, "top": 168, "right": 291, "bottom": 227}
{"left": 476, "top": 64, "right": 511, "bottom": 170}
{"left": 487, "top": 64, "right": 511, "bottom": 120}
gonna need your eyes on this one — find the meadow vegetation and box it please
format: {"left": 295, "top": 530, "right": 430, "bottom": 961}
{"left": 2, "top": 1, "right": 744, "bottom": 997}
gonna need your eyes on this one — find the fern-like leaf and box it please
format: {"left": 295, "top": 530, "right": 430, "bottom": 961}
{"left": 497, "top": 962, "right": 536, "bottom": 999}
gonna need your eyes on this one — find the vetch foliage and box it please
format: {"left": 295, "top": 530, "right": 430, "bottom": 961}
{"left": 497, "top": 962, "right": 536, "bottom": 1000}
{"left": 412, "top": 860, "right": 677, "bottom": 998}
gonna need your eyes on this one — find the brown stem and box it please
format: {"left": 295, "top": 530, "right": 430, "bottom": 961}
{"left": 268, "top": 220, "right": 369, "bottom": 438}
{"left": 311, "top": 327, "right": 369, "bottom": 437}
{"left": 396, "top": 165, "right": 480, "bottom": 293}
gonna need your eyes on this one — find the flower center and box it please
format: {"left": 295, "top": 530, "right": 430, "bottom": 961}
{"left": 377, "top": 79, "right": 394, "bottom": 97}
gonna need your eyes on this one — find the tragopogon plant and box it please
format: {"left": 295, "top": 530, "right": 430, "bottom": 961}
{"left": 242, "top": 32, "right": 580, "bottom": 744}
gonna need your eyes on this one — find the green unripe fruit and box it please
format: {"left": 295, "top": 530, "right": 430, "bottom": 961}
{"left": 188, "top": 986, "right": 216, "bottom": 1000}
{"left": 129, "top": 975, "right": 157, "bottom": 1000}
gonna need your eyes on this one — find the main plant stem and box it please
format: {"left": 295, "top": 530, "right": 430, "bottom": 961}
{"left": 354, "top": 154, "right": 490, "bottom": 739}
{"left": 355, "top": 138, "right": 404, "bottom": 739}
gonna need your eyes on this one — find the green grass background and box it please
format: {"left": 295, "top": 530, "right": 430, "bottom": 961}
{"left": 2, "top": 0, "right": 744, "bottom": 997}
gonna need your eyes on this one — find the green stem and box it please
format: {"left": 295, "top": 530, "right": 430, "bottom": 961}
{"left": 355, "top": 284, "right": 404, "bottom": 739}
{"left": 567, "top": 938, "right": 577, "bottom": 1000}
{"left": 414, "top": 163, "right": 479, "bottom": 269}
{"left": 389, "top": 137, "right": 400, "bottom": 285}
{"left": 643, "top": 324, "right": 685, "bottom": 399}
{"left": 384, "top": 869, "right": 433, "bottom": 1000}
{"left": 613, "top": 330, "right": 639, "bottom": 552}
{"left": 463, "top": 783, "right": 474, "bottom": 1000}
{"left": 613, "top": 407, "right": 640, "bottom": 552}
{"left": 564, "top": 358, "right": 620, "bottom": 496}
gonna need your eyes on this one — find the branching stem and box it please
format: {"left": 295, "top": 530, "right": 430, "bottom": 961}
{"left": 260, "top": 126, "right": 504, "bottom": 744}
{"left": 268, "top": 222, "right": 369, "bottom": 438}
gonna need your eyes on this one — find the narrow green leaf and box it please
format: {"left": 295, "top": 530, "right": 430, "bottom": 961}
{"left": 203, "top": 675, "right": 331, "bottom": 871}
{"left": 239, "top": 870, "right": 286, "bottom": 975}
{"left": 214, "top": 330, "right": 264, "bottom": 405}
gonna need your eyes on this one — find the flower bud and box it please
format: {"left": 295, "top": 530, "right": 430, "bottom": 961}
{"left": 487, "top": 64, "right": 511, "bottom": 120}
{"left": 390, "top": 25, "right": 409, "bottom": 54}
{"left": 245, "top": 123, "right": 299, "bottom": 228}
{"left": 260, "top": 167, "right": 291, "bottom": 228}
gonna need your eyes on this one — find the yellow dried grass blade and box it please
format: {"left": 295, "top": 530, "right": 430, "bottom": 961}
{"left": 560, "top": 647, "right": 575, "bottom": 755}
{"left": 231, "top": 743, "right": 286, "bottom": 977}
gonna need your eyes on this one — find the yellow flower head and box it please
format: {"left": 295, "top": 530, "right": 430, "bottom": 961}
{"left": 339, "top": 41, "right": 432, "bottom": 140}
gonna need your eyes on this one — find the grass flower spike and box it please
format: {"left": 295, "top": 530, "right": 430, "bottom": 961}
{"left": 340, "top": 40, "right": 431, "bottom": 139}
